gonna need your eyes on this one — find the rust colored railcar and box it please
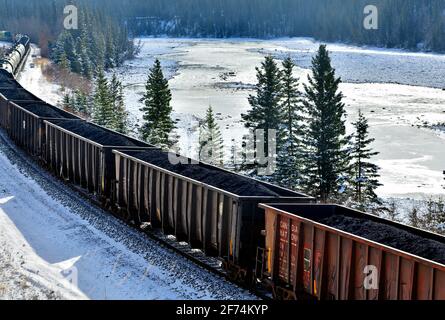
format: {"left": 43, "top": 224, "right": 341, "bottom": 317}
{"left": 44, "top": 119, "right": 155, "bottom": 201}
{"left": 259, "top": 204, "right": 445, "bottom": 300}
{"left": 0, "top": 100, "right": 80, "bottom": 156}
{"left": 112, "top": 149, "right": 314, "bottom": 282}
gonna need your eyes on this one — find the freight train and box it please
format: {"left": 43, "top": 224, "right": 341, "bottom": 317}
{"left": 0, "top": 36, "right": 444, "bottom": 300}
{"left": 0, "top": 34, "right": 30, "bottom": 76}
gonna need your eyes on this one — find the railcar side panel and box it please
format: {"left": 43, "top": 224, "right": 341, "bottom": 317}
{"left": 262, "top": 204, "right": 445, "bottom": 300}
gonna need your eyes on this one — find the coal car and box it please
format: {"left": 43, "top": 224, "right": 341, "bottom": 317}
{"left": 112, "top": 149, "right": 314, "bottom": 283}
{"left": 44, "top": 119, "right": 155, "bottom": 202}
{"left": 258, "top": 204, "right": 445, "bottom": 300}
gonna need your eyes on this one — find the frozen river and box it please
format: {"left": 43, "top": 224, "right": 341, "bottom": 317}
{"left": 68, "top": 38, "right": 445, "bottom": 199}
{"left": 112, "top": 38, "right": 445, "bottom": 200}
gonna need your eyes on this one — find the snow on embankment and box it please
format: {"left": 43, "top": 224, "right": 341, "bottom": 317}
{"left": 0, "top": 132, "right": 255, "bottom": 300}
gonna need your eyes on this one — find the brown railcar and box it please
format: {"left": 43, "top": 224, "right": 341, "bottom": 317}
{"left": 44, "top": 119, "right": 155, "bottom": 201}
{"left": 259, "top": 204, "right": 445, "bottom": 300}
{"left": 0, "top": 100, "right": 80, "bottom": 156}
{"left": 113, "top": 149, "right": 314, "bottom": 283}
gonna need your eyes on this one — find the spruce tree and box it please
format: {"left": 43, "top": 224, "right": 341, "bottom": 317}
{"left": 78, "top": 21, "right": 93, "bottom": 79}
{"left": 351, "top": 110, "right": 382, "bottom": 207}
{"left": 110, "top": 74, "right": 129, "bottom": 134}
{"left": 58, "top": 51, "right": 71, "bottom": 72}
{"left": 242, "top": 55, "right": 283, "bottom": 175}
{"left": 62, "top": 93, "right": 72, "bottom": 111}
{"left": 140, "top": 59, "right": 176, "bottom": 149}
{"left": 276, "top": 57, "right": 304, "bottom": 188}
{"left": 199, "top": 105, "right": 224, "bottom": 166}
{"left": 73, "top": 90, "right": 91, "bottom": 117}
{"left": 92, "top": 68, "right": 114, "bottom": 127}
{"left": 302, "top": 45, "right": 351, "bottom": 202}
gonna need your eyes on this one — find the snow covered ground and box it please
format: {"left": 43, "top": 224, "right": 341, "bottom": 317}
{"left": 0, "top": 41, "right": 10, "bottom": 49}
{"left": 0, "top": 131, "right": 255, "bottom": 300}
{"left": 112, "top": 37, "right": 445, "bottom": 199}
{"left": 17, "top": 45, "right": 64, "bottom": 106}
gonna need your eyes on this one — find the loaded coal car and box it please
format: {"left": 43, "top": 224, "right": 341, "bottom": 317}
{"left": 259, "top": 203, "right": 445, "bottom": 300}
{"left": 0, "top": 69, "right": 20, "bottom": 94}
{"left": 0, "top": 80, "right": 79, "bottom": 157}
{"left": 44, "top": 119, "right": 156, "bottom": 203}
{"left": 0, "top": 99, "right": 80, "bottom": 156}
{"left": 112, "top": 149, "right": 314, "bottom": 283}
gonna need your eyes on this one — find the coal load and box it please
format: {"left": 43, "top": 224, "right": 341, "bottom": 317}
{"left": 127, "top": 150, "right": 280, "bottom": 197}
{"left": 48, "top": 120, "right": 148, "bottom": 147}
{"left": 18, "top": 102, "right": 78, "bottom": 119}
{"left": 0, "top": 88, "right": 40, "bottom": 101}
{"left": 0, "top": 72, "right": 19, "bottom": 89}
{"left": 318, "top": 214, "right": 445, "bottom": 264}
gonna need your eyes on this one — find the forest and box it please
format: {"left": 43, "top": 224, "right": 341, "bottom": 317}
{"left": 1, "top": 0, "right": 445, "bottom": 53}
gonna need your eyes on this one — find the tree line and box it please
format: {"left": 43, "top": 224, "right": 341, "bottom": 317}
{"left": 98, "top": 0, "right": 445, "bottom": 52}
{"left": 51, "top": 4, "right": 137, "bottom": 78}
{"left": 1, "top": 0, "right": 445, "bottom": 56}
{"left": 63, "top": 70, "right": 129, "bottom": 135}
{"left": 0, "top": 0, "right": 137, "bottom": 69}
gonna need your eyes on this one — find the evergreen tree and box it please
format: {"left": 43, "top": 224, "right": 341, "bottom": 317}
{"left": 92, "top": 68, "right": 113, "bottom": 127}
{"left": 351, "top": 110, "right": 382, "bottom": 207}
{"left": 67, "top": 33, "right": 82, "bottom": 74}
{"left": 301, "top": 45, "right": 351, "bottom": 202}
{"left": 110, "top": 74, "right": 129, "bottom": 134}
{"left": 62, "top": 93, "right": 72, "bottom": 111}
{"left": 78, "top": 20, "right": 93, "bottom": 79}
{"left": 74, "top": 90, "right": 91, "bottom": 117}
{"left": 58, "top": 51, "right": 71, "bottom": 72}
{"left": 199, "top": 105, "right": 224, "bottom": 166}
{"left": 242, "top": 56, "right": 283, "bottom": 175}
{"left": 140, "top": 59, "right": 176, "bottom": 149}
{"left": 408, "top": 206, "right": 420, "bottom": 228}
{"left": 276, "top": 57, "right": 304, "bottom": 188}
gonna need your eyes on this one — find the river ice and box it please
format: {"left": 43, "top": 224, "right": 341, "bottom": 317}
{"left": 111, "top": 37, "right": 445, "bottom": 199}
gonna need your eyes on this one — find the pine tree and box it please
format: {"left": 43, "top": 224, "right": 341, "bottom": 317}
{"left": 408, "top": 206, "right": 420, "bottom": 228}
{"left": 199, "top": 105, "right": 224, "bottom": 166}
{"left": 62, "top": 93, "right": 72, "bottom": 111}
{"left": 276, "top": 57, "right": 304, "bottom": 188}
{"left": 242, "top": 55, "right": 283, "bottom": 176}
{"left": 110, "top": 74, "right": 129, "bottom": 134}
{"left": 92, "top": 68, "right": 113, "bottom": 127}
{"left": 73, "top": 90, "right": 91, "bottom": 117}
{"left": 301, "top": 45, "right": 351, "bottom": 202}
{"left": 58, "top": 51, "right": 71, "bottom": 72}
{"left": 351, "top": 110, "right": 382, "bottom": 207}
{"left": 78, "top": 21, "right": 93, "bottom": 79}
{"left": 140, "top": 59, "right": 176, "bottom": 149}
{"left": 67, "top": 33, "right": 82, "bottom": 74}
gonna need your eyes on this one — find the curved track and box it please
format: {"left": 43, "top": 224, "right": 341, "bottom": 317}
{"left": 0, "top": 128, "right": 257, "bottom": 299}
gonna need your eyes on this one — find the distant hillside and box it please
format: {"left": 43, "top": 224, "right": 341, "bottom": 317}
{"left": 0, "top": 0, "right": 444, "bottom": 52}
